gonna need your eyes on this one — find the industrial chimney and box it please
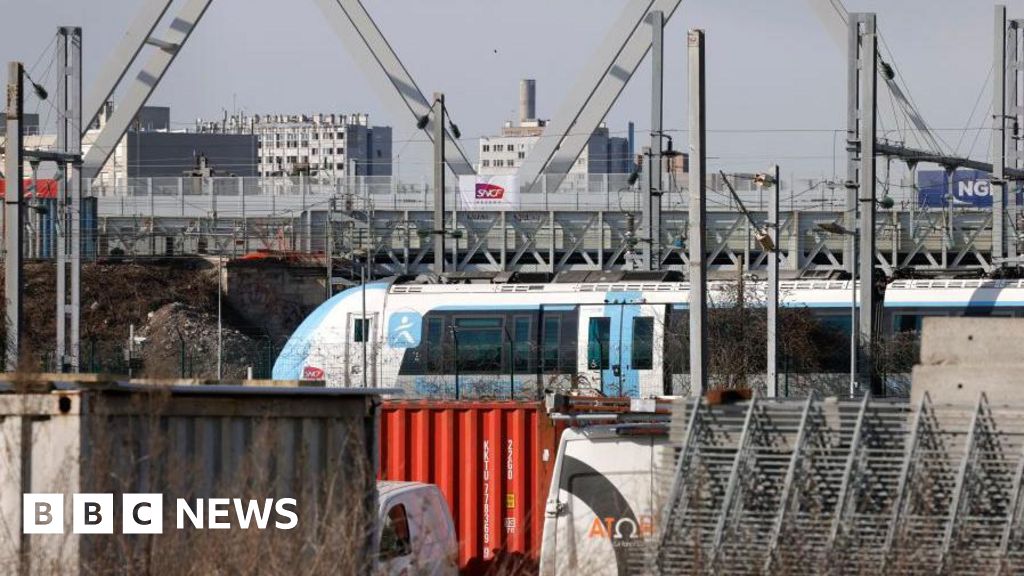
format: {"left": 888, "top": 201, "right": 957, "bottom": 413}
{"left": 519, "top": 79, "right": 536, "bottom": 124}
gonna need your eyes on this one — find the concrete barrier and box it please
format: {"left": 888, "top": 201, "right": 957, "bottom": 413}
{"left": 911, "top": 316, "right": 1024, "bottom": 407}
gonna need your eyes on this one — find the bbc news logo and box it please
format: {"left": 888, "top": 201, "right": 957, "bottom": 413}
{"left": 23, "top": 494, "right": 298, "bottom": 534}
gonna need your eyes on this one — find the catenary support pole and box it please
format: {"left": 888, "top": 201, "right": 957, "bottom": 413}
{"left": 646, "top": 10, "right": 664, "bottom": 271}
{"left": 5, "top": 62, "right": 24, "bottom": 372}
{"left": 56, "top": 27, "right": 83, "bottom": 372}
{"left": 856, "top": 13, "right": 878, "bottom": 394}
{"left": 993, "top": 5, "right": 1007, "bottom": 262}
{"left": 433, "top": 93, "right": 445, "bottom": 275}
{"left": 688, "top": 30, "right": 708, "bottom": 396}
{"left": 767, "top": 165, "right": 780, "bottom": 397}
{"left": 844, "top": 12, "right": 859, "bottom": 277}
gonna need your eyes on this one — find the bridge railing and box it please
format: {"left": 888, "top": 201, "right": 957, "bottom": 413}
{"left": 83, "top": 173, "right": 876, "bottom": 216}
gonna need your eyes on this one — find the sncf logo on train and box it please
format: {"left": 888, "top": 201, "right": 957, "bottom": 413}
{"left": 302, "top": 366, "right": 324, "bottom": 380}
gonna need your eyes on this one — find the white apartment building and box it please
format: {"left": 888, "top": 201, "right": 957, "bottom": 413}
{"left": 210, "top": 113, "right": 392, "bottom": 179}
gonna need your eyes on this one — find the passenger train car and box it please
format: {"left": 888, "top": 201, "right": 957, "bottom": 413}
{"left": 271, "top": 277, "right": 1024, "bottom": 398}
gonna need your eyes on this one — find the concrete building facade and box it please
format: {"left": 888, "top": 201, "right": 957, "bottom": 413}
{"left": 207, "top": 113, "right": 393, "bottom": 179}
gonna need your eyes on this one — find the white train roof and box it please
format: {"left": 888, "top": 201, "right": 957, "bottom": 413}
{"left": 884, "top": 279, "right": 1024, "bottom": 308}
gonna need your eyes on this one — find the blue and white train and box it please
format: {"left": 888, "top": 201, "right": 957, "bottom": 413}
{"left": 271, "top": 276, "right": 1024, "bottom": 397}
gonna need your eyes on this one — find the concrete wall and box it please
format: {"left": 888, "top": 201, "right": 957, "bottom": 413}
{"left": 911, "top": 316, "right": 1024, "bottom": 406}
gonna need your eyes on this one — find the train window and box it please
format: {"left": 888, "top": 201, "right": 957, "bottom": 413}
{"left": 514, "top": 316, "right": 532, "bottom": 372}
{"left": 426, "top": 317, "right": 444, "bottom": 373}
{"left": 665, "top": 311, "right": 689, "bottom": 373}
{"left": 454, "top": 317, "right": 504, "bottom": 373}
{"left": 820, "top": 315, "right": 852, "bottom": 336}
{"left": 894, "top": 314, "right": 921, "bottom": 333}
{"left": 353, "top": 318, "right": 369, "bottom": 343}
{"left": 542, "top": 317, "right": 560, "bottom": 372}
{"left": 588, "top": 317, "right": 611, "bottom": 370}
{"left": 631, "top": 317, "right": 654, "bottom": 370}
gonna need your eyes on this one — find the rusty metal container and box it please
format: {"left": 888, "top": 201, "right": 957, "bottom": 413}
{"left": 379, "top": 400, "right": 561, "bottom": 575}
{"left": 0, "top": 379, "right": 385, "bottom": 575}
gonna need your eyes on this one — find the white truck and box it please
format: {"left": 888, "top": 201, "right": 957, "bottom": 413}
{"left": 538, "top": 424, "right": 672, "bottom": 576}
{"left": 377, "top": 481, "right": 459, "bottom": 575}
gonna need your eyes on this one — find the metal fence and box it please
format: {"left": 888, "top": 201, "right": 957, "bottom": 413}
{"left": 654, "top": 392, "right": 1024, "bottom": 574}
{"left": 84, "top": 173, "right": 857, "bottom": 218}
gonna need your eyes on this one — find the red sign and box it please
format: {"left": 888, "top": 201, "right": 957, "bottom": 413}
{"left": 0, "top": 179, "right": 59, "bottom": 199}
{"left": 475, "top": 183, "right": 505, "bottom": 200}
{"left": 301, "top": 366, "right": 325, "bottom": 380}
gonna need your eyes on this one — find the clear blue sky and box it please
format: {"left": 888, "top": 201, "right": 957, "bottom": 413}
{"left": 0, "top": 0, "right": 1005, "bottom": 181}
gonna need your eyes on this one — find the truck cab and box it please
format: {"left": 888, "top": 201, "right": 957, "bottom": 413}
{"left": 377, "top": 481, "right": 458, "bottom": 575}
{"left": 539, "top": 424, "right": 671, "bottom": 576}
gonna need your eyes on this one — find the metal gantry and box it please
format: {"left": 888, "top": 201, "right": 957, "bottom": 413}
{"left": 655, "top": 394, "right": 1024, "bottom": 575}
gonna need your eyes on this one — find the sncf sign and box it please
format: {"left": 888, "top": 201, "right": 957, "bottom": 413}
{"left": 475, "top": 183, "right": 505, "bottom": 200}
{"left": 459, "top": 175, "right": 518, "bottom": 210}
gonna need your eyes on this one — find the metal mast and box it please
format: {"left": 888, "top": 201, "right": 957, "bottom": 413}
{"left": 687, "top": 29, "right": 708, "bottom": 396}
{"left": 767, "top": 165, "right": 780, "bottom": 397}
{"left": 5, "top": 62, "right": 24, "bottom": 372}
{"left": 432, "top": 93, "right": 445, "bottom": 275}
{"left": 846, "top": 13, "right": 878, "bottom": 394}
{"left": 993, "top": 6, "right": 1008, "bottom": 262}
{"left": 56, "top": 27, "right": 82, "bottom": 372}
{"left": 644, "top": 10, "right": 664, "bottom": 271}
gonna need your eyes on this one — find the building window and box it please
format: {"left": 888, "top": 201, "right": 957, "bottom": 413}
{"left": 631, "top": 317, "right": 654, "bottom": 370}
{"left": 482, "top": 145, "right": 490, "bottom": 152}
{"left": 587, "top": 317, "right": 611, "bottom": 370}
{"left": 518, "top": 151, "right": 525, "bottom": 159}
{"left": 481, "top": 160, "right": 490, "bottom": 167}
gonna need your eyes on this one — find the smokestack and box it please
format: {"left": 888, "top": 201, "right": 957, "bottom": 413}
{"left": 519, "top": 79, "right": 536, "bottom": 124}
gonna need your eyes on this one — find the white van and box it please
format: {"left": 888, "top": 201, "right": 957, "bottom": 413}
{"left": 377, "top": 481, "right": 458, "bottom": 575}
{"left": 539, "top": 425, "right": 671, "bottom": 576}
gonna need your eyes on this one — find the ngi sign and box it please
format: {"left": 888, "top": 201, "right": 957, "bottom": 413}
{"left": 917, "top": 169, "right": 1020, "bottom": 208}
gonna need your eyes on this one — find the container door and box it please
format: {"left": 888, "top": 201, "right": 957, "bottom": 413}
{"left": 346, "top": 313, "right": 377, "bottom": 387}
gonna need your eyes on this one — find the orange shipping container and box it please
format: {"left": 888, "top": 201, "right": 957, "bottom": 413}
{"left": 379, "top": 400, "right": 562, "bottom": 575}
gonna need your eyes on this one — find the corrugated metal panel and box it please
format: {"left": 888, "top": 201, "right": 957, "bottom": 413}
{"left": 379, "top": 400, "right": 561, "bottom": 575}
{"left": 0, "top": 381, "right": 382, "bottom": 575}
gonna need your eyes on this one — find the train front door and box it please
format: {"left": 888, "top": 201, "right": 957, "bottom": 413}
{"left": 345, "top": 312, "right": 377, "bottom": 387}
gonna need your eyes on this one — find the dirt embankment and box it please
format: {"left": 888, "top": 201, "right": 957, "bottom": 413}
{"left": 1, "top": 258, "right": 273, "bottom": 378}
